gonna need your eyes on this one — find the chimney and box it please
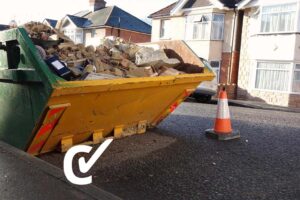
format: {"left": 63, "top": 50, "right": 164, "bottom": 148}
{"left": 89, "top": 0, "right": 106, "bottom": 12}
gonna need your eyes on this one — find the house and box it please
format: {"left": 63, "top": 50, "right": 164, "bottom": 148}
{"left": 237, "top": 0, "right": 300, "bottom": 107}
{"left": 149, "top": 0, "right": 243, "bottom": 98}
{"left": 58, "top": 0, "right": 151, "bottom": 46}
{"left": 43, "top": 19, "right": 58, "bottom": 29}
{"left": 0, "top": 24, "right": 9, "bottom": 31}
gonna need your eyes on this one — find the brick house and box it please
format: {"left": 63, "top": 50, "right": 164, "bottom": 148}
{"left": 237, "top": 0, "right": 300, "bottom": 107}
{"left": 149, "top": 0, "right": 243, "bottom": 98}
{"left": 58, "top": 0, "right": 151, "bottom": 46}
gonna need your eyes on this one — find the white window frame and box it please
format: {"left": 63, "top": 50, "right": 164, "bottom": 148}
{"left": 252, "top": 60, "right": 300, "bottom": 94}
{"left": 160, "top": 19, "right": 171, "bottom": 39}
{"left": 293, "top": 63, "right": 300, "bottom": 93}
{"left": 211, "top": 14, "right": 225, "bottom": 40}
{"left": 259, "top": 2, "right": 299, "bottom": 34}
{"left": 192, "top": 14, "right": 212, "bottom": 40}
{"left": 63, "top": 29, "right": 76, "bottom": 42}
{"left": 185, "top": 13, "right": 224, "bottom": 41}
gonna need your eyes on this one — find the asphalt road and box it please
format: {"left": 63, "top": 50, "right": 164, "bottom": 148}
{"left": 0, "top": 142, "right": 120, "bottom": 200}
{"left": 40, "top": 102, "right": 300, "bottom": 200}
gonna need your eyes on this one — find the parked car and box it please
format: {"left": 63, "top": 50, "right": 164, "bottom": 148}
{"left": 192, "top": 58, "right": 218, "bottom": 103}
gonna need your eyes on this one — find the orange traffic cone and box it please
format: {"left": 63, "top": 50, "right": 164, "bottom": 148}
{"left": 205, "top": 87, "right": 240, "bottom": 140}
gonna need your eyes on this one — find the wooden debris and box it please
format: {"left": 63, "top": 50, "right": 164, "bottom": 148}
{"left": 23, "top": 21, "right": 203, "bottom": 81}
{"left": 127, "top": 66, "right": 158, "bottom": 77}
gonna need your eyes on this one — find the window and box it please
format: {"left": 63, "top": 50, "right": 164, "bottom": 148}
{"left": 64, "top": 29, "right": 75, "bottom": 42}
{"left": 160, "top": 19, "right": 171, "bottom": 39}
{"left": 293, "top": 64, "right": 300, "bottom": 92}
{"left": 210, "top": 61, "right": 221, "bottom": 82}
{"left": 255, "top": 62, "right": 290, "bottom": 91}
{"left": 260, "top": 3, "right": 297, "bottom": 33}
{"left": 186, "top": 13, "right": 224, "bottom": 40}
{"left": 75, "top": 31, "right": 83, "bottom": 44}
{"left": 211, "top": 14, "right": 225, "bottom": 40}
{"left": 192, "top": 15, "right": 211, "bottom": 40}
{"left": 91, "top": 30, "right": 96, "bottom": 38}
{"left": 255, "top": 62, "right": 300, "bottom": 93}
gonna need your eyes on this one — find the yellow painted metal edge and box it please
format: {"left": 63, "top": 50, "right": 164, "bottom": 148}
{"left": 52, "top": 73, "right": 215, "bottom": 97}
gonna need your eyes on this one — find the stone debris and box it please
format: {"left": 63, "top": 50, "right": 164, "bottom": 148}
{"left": 23, "top": 22, "right": 54, "bottom": 40}
{"left": 22, "top": 22, "right": 203, "bottom": 81}
{"left": 127, "top": 66, "right": 158, "bottom": 78}
{"left": 159, "top": 67, "right": 182, "bottom": 76}
{"left": 82, "top": 72, "right": 120, "bottom": 80}
{"left": 135, "top": 48, "right": 180, "bottom": 68}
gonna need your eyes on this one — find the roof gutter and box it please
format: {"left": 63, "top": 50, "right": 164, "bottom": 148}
{"left": 81, "top": 25, "right": 151, "bottom": 35}
{"left": 237, "top": 0, "right": 253, "bottom": 9}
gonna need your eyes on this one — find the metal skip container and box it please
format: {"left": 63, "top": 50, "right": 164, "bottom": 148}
{"left": 0, "top": 28, "right": 214, "bottom": 155}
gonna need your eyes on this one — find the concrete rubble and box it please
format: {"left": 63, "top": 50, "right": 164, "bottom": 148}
{"left": 23, "top": 22, "right": 204, "bottom": 81}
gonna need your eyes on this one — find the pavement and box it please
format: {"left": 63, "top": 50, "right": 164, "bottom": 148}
{"left": 40, "top": 102, "right": 300, "bottom": 200}
{"left": 214, "top": 98, "right": 300, "bottom": 113}
{"left": 0, "top": 141, "right": 121, "bottom": 200}
{"left": 187, "top": 97, "right": 300, "bottom": 113}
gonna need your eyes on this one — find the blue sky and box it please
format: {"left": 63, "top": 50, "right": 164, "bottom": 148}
{"left": 0, "top": 0, "right": 176, "bottom": 25}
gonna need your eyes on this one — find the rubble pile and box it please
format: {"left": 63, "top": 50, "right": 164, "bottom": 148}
{"left": 23, "top": 22, "right": 202, "bottom": 81}
{"left": 24, "top": 22, "right": 54, "bottom": 40}
{"left": 24, "top": 22, "right": 71, "bottom": 42}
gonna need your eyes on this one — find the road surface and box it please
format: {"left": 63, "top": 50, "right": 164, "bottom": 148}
{"left": 40, "top": 102, "right": 300, "bottom": 200}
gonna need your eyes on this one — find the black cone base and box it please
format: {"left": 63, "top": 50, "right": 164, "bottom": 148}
{"left": 205, "top": 129, "right": 240, "bottom": 141}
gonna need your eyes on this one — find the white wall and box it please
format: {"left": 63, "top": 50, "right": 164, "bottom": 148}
{"left": 151, "top": 17, "right": 186, "bottom": 42}
{"left": 248, "top": 34, "right": 297, "bottom": 61}
{"left": 183, "top": 7, "right": 215, "bottom": 15}
{"left": 170, "top": 17, "right": 186, "bottom": 39}
{"left": 84, "top": 29, "right": 106, "bottom": 47}
{"left": 151, "top": 19, "right": 161, "bottom": 42}
{"left": 209, "top": 41, "right": 223, "bottom": 60}
{"left": 185, "top": 40, "right": 211, "bottom": 59}
{"left": 294, "top": 34, "right": 300, "bottom": 61}
{"left": 184, "top": 40, "right": 223, "bottom": 60}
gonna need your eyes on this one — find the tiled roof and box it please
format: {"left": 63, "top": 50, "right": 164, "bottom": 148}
{"left": 0, "top": 24, "right": 9, "bottom": 31}
{"left": 182, "top": 0, "right": 212, "bottom": 9}
{"left": 45, "top": 19, "right": 58, "bottom": 28}
{"left": 73, "top": 10, "right": 91, "bottom": 18}
{"left": 67, "top": 15, "right": 92, "bottom": 28}
{"left": 149, "top": 0, "right": 244, "bottom": 19}
{"left": 148, "top": 2, "right": 178, "bottom": 18}
{"left": 106, "top": 6, "right": 151, "bottom": 34}
{"left": 68, "top": 6, "right": 151, "bottom": 34}
{"left": 85, "top": 6, "right": 114, "bottom": 27}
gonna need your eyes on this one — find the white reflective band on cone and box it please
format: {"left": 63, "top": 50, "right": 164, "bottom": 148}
{"left": 216, "top": 99, "right": 230, "bottom": 119}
